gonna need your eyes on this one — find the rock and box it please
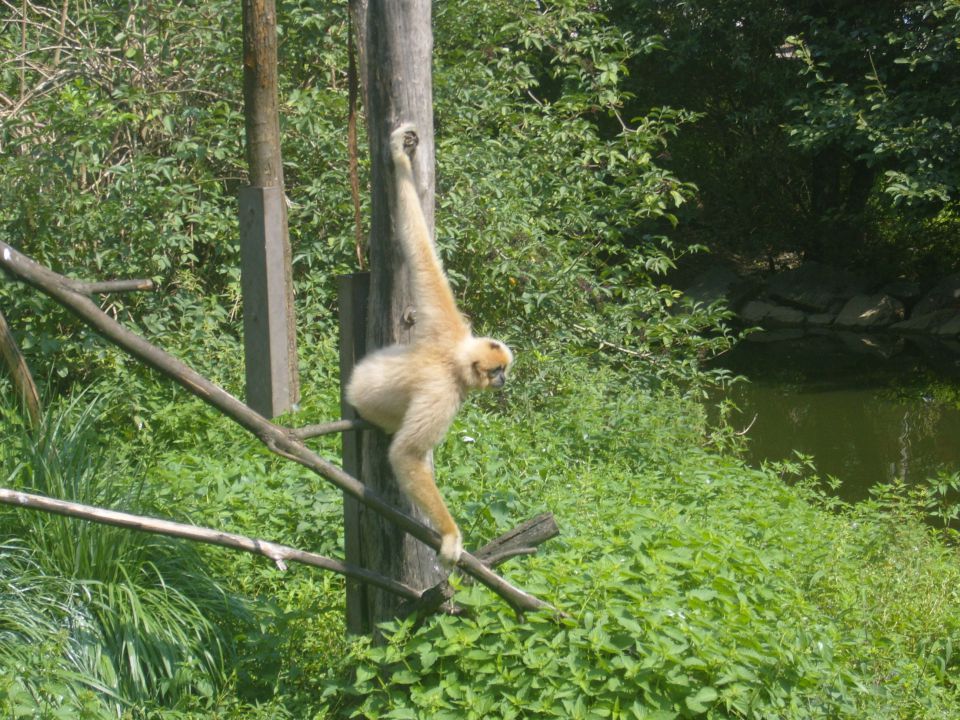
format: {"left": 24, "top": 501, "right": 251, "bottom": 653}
{"left": 881, "top": 279, "right": 923, "bottom": 304}
{"left": 913, "top": 273, "right": 960, "bottom": 316}
{"left": 834, "top": 294, "right": 905, "bottom": 328}
{"left": 807, "top": 312, "right": 836, "bottom": 327}
{"left": 935, "top": 314, "right": 960, "bottom": 337}
{"left": 766, "top": 262, "right": 869, "bottom": 313}
{"left": 683, "top": 265, "right": 754, "bottom": 309}
{"left": 740, "top": 300, "right": 805, "bottom": 327}
{"left": 891, "top": 309, "right": 956, "bottom": 333}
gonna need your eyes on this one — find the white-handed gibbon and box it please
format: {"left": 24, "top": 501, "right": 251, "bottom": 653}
{"left": 345, "top": 123, "right": 514, "bottom": 570}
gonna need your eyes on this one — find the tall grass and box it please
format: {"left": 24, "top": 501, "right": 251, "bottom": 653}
{"left": 0, "top": 391, "right": 250, "bottom": 716}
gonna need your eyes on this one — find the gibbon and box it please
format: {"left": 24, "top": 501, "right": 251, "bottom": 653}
{"left": 345, "top": 123, "right": 514, "bottom": 570}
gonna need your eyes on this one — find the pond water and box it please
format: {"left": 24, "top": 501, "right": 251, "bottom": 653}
{"left": 712, "top": 330, "right": 960, "bottom": 501}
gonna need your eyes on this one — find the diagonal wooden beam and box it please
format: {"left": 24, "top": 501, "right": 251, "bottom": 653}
{"left": 0, "top": 241, "right": 554, "bottom": 615}
{"left": 0, "top": 487, "right": 422, "bottom": 600}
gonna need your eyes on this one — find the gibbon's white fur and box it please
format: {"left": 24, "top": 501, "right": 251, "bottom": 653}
{"left": 345, "top": 123, "right": 513, "bottom": 570}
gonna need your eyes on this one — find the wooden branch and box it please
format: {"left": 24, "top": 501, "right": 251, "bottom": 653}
{"left": 0, "top": 487, "right": 420, "bottom": 600}
{"left": 0, "top": 241, "right": 554, "bottom": 616}
{"left": 474, "top": 512, "right": 560, "bottom": 569}
{"left": 400, "top": 513, "right": 560, "bottom": 619}
{"left": 75, "top": 278, "right": 154, "bottom": 294}
{"left": 293, "top": 417, "right": 373, "bottom": 440}
{"left": 0, "top": 306, "right": 41, "bottom": 427}
{"left": 397, "top": 580, "right": 459, "bottom": 619}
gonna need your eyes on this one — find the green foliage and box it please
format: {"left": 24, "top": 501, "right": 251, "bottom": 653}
{"left": 611, "top": 0, "right": 960, "bottom": 271}
{"left": 786, "top": 0, "right": 960, "bottom": 206}
{"left": 1, "top": 0, "right": 732, "bottom": 389}
{"left": 2, "top": 1, "right": 959, "bottom": 719}
{"left": 433, "top": 0, "right": 721, "bottom": 369}
{"left": 317, "top": 359, "right": 960, "bottom": 719}
{"left": 607, "top": 0, "right": 815, "bottom": 264}
{"left": 0, "top": 392, "right": 260, "bottom": 716}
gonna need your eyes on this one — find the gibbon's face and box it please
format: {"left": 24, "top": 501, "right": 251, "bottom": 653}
{"left": 467, "top": 338, "right": 514, "bottom": 390}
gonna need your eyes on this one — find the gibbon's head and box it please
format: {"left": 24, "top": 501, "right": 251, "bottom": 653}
{"left": 458, "top": 337, "right": 514, "bottom": 391}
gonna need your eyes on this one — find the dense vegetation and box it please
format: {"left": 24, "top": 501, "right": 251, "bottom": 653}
{"left": 1, "top": 1, "right": 959, "bottom": 718}
{"left": 614, "top": 0, "right": 960, "bottom": 273}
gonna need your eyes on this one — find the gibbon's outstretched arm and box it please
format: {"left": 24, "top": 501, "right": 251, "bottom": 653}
{"left": 389, "top": 125, "right": 468, "bottom": 341}
{"left": 345, "top": 123, "right": 514, "bottom": 570}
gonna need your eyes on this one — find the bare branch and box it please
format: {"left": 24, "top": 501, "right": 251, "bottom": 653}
{"left": 0, "top": 487, "right": 421, "bottom": 600}
{"left": 293, "top": 418, "right": 373, "bottom": 440}
{"left": 74, "top": 278, "right": 154, "bottom": 294}
{"left": 0, "top": 241, "right": 555, "bottom": 616}
{"left": 474, "top": 513, "right": 560, "bottom": 569}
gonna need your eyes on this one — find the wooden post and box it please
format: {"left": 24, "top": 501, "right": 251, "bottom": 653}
{"left": 338, "top": 272, "right": 370, "bottom": 634}
{"left": 240, "top": 0, "right": 299, "bottom": 418}
{"left": 349, "top": 0, "right": 447, "bottom": 630}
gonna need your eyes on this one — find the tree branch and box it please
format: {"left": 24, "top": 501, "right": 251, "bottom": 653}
{"left": 399, "top": 512, "right": 560, "bottom": 618}
{"left": 74, "top": 278, "right": 154, "bottom": 294}
{"left": 0, "top": 241, "right": 554, "bottom": 616}
{"left": 0, "top": 306, "right": 41, "bottom": 427}
{"left": 474, "top": 512, "right": 560, "bottom": 569}
{"left": 293, "top": 417, "right": 372, "bottom": 440}
{"left": 0, "top": 487, "right": 421, "bottom": 600}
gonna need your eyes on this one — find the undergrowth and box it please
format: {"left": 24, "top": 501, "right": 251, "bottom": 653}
{"left": 313, "top": 356, "right": 960, "bottom": 719}
{"left": 2, "top": 350, "right": 959, "bottom": 719}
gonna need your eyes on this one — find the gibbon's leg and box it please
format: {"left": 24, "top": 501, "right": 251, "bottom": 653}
{"left": 387, "top": 393, "right": 463, "bottom": 569}
{"left": 389, "top": 444, "right": 462, "bottom": 569}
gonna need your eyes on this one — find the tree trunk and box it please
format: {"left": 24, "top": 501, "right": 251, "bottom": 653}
{"left": 346, "top": 0, "right": 445, "bottom": 634}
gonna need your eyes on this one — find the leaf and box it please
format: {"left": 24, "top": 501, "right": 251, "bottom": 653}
{"left": 684, "top": 687, "right": 719, "bottom": 713}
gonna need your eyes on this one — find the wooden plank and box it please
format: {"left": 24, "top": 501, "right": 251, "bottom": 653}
{"left": 338, "top": 272, "right": 370, "bottom": 635}
{"left": 239, "top": 186, "right": 295, "bottom": 418}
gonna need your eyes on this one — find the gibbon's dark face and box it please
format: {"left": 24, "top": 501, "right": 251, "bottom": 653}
{"left": 470, "top": 339, "right": 514, "bottom": 390}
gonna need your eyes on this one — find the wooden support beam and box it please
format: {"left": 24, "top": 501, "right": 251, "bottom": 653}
{"left": 239, "top": 185, "right": 297, "bottom": 418}
{"left": 350, "top": 0, "right": 449, "bottom": 633}
{"left": 338, "top": 272, "right": 371, "bottom": 634}
{"left": 240, "top": 0, "right": 299, "bottom": 418}
{"left": 0, "top": 240, "right": 555, "bottom": 617}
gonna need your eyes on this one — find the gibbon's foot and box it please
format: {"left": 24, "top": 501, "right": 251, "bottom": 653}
{"left": 390, "top": 122, "right": 419, "bottom": 158}
{"left": 438, "top": 530, "right": 463, "bottom": 573}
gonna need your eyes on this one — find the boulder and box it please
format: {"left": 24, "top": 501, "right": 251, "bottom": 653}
{"left": 913, "top": 273, "right": 960, "bottom": 316}
{"left": 935, "top": 314, "right": 960, "bottom": 337}
{"left": 683, "top": 265, "right": 754, "bottom": 309}
{"left": 766, "top": 262, "right": 869, "bottom": 313}
{"left": 891, "top": 309, "right": 956, "bottom": 333}
{"left": 834, "top": 294, "right": 905, "bottom": 328}
{"left": 740, "top": 300, "right": 805, "bottom": 327}
{"left": 807, "top": 312, "right": 836, "bottom": 327}
{"left": 881, "top": 278, "right": 923, "bottom": 304}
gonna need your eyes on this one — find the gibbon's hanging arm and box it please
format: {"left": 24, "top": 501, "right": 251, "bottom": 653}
{"left": 0, "top": 241, "right": 554, "bottom": 616}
